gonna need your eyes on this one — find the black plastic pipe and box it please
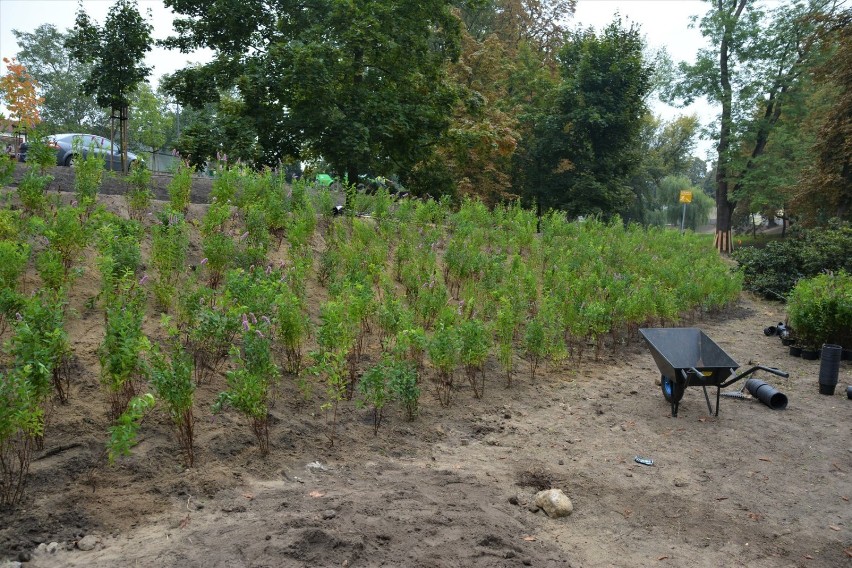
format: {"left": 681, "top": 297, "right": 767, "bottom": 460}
{"left": 745, "top": 378, "right": 788, "bottom": 410}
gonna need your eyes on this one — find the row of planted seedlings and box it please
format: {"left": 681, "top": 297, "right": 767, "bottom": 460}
{"left": 0, "top": 151, "right": 742, "bottom": 506}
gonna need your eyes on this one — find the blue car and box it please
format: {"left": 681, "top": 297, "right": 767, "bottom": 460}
{"left": 18, "top": 133, "right": 139, "bottom": 171}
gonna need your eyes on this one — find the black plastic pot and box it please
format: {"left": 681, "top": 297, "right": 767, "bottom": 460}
{"left": 745, "top": 378, "right": 788, "bottom": 410}
{"left": 843, "top": 348, "right": 852, "bottom": 361}
{"left": 781, "top": 337, "right": 795, "bottom": 346}
{"left": 789, "top": 345, "right": 802, "bottom": 357}
{"left": 801, "top": 348, "right": 820, "bottom": 361}
{"left": 818, "top": 344, "right": 841, "bottom": 396}
{"left": 847, "top": 385, "right": 852, "bottom": 400}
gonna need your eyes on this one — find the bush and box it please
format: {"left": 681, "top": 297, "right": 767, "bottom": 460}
{"left": 787, "top": 271, "right": 852, "bottom": 349}
{"left": 732, "top": 221, "right": 852, "bottom": 300}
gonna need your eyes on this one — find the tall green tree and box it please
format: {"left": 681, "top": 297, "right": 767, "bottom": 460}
{"left": 796, "top": 8, "right": 852, "bottom": 221}
{"left": 12, "top": 24, "right": 106, "bottom": 133}
{"left": 163, "top": 0, "right": 463, "bottom": 185}
{"left": 66, "top": 0, "right": 153, "bottom": 173}
{"left": 129, "top": 83, "right": 175, "bottom": 169}
{"left": 667, "top": 0, "right": 835, "bottom": 251}
{"left": 515, "top": 18, "right": 654, "bottom": 218}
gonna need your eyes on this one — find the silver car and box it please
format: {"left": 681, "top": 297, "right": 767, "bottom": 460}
{"left": 19, "top": 133, "right": 139, "bottom": 170}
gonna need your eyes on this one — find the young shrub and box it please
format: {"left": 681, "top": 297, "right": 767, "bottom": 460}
{"left": 168, "top": 161, "right": 193, "bottom": 214}
{"left": 72, "top": 137, "right": 103, "bottom": 212}
{"left": 0, "top": 240, "right": 29, "bottom": 291}
{"left": 274, "top": 290, "right": 310, "bottom": 376}
{"left": 427, "top": 315, "right": 460, "bottom": 407}
{"left": 150, "top": 344, "right": 195, "bottom": 467}
{"left": 200, "top": 200, "right": 235, "bottom": 289}
{"left": 99, "top": 276, "right": 149, "bottom": 420}
{"left": 22, "top": 128, "right": 58, "bottom": 175}
{"left": 214, "top": 318, "right": 279, "bottom": 456}
{"left": 150, "top": 208, "right": 189, "bottom": 311}
{"left": 388, "top": 358, "right": 420, "bottom": 421}
{"left": 184, "top": 296, "right": 241, "bottom": 384}
{"left": 309, "top": 300, "right": 357, "bottom": 446}
{"left": 357, "top": 357, "right": 392, "bottom": 434}
{"left": 42, "top": 205, "right": 91, "bottom": 278}
{"left": 95, "top": 219, "right": 142, "bottom": 300}
{"left": 494, "top": 296, "right": 519, "bottom": 388}
{"left": 9, "top": 290, "right": 71, "bottom": 404}
{"left": 787, "top": 271, "right": 852, "bottom": 349}
{"left": 126, "top": 160, "right": 153, "bottom": 220}
{"left": 458, "top": 317, "right": 490, "bottom": 398}
{"left": 107, "top": 393, "right": 155, "bottom": 465}
{"left": 16, "top": 169, "right": 52, "bottom": 215}
{"left": 0, "top": 154, "right": 15, "bottom": 186}
{"left": 0, "top": 366, "right": 43, "bottom": 506}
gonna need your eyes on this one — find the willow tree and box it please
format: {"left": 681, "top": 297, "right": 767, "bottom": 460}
{"left": 66, "top": 0, "right": 152, "bottom": 173}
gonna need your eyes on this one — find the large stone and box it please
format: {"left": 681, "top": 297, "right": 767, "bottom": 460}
{"left": 534, "top": 489, "right": 573, "bottom": 518}
{"left": 76, "top": 535, "right": 99, "bottom": 551}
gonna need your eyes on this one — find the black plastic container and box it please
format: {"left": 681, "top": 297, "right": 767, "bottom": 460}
{"left": 745, "top": 378, "right": 788, "bottom": 410}
{"left": 789, "top": 345, "right": 802, "bottom": 357}
{"left": 819, "top": 344, "right": 841, "bottom": 395}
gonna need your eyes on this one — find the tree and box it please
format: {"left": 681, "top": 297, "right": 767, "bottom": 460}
{"left": 67, "top": 0, "right": 153, "bottom": 173}
{"left": 12, "top": 24, "right": 106, "bottom": 133}
{"left": 0, "top": 58, "right": 43, "bottom": 152}
{"left": 163, "top": 0, "right": 462, "bottom": 187}
{"left": 129, "top": 83, "right": 175, "bottom": 169}
{"left": 514, "top": 18, "right": 654, "bottom": 219}
{"left": 796, "top": 8, "right": 852, "bottom": 221}
{"left": 667, "top": 0, "right": 835, "bottom": 252}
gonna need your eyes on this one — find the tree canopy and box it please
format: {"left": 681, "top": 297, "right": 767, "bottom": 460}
{"left": 12, "top": 24, "right": 105, "bottom": 134}
{"left": 163, "top": 0, "right": 464, "bottom": 185}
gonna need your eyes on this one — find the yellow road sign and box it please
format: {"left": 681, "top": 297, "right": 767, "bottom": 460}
{"left": 679, "top": 190, "right": 693, "bottom": 204}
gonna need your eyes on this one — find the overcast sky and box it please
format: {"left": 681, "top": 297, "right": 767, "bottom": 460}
{"left": 0, "top": 0, "right": 717, "bottom": 158}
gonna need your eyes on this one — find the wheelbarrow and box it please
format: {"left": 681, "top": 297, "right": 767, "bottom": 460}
{"left": 639, "top": 328, "right": 789, "bottom": 417}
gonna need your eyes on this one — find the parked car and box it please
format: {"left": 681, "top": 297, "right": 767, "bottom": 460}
{"left": 18, "top": 133, "right": 139, "bottom": 171}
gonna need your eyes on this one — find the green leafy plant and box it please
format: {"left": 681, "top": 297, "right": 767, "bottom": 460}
{"left": 309, "top": 300, "right": 357, "bottom": 446}
{"left": 106, "top": 393, "right": 155, "bottom": 465}
{"left": 168, "top": 160, "right": 193, "bottom": 213}
{"left": 9, "top": 290, "right": 71, "bottom": 404}
{"left": 214, "top": 319, "right": 279, "bottom": 456}
{"left": 458, "top": 317, "right": 490, "bottom": 398}
{"left": 787, "top": 271, "right": 852, "bottom": 349}
{"left": 71, "top": 136, "right": 103, "bottom": 212}
{"left": 0, "top": 154, "right": 15, "bottom": 187}
{"left": 16, "top": 169, "right": 52, "bottom": 214}
{"left": 427, "top": 316, "right": 460, "bottom": 407}
{"left": 357, "top": 357, "right": 392, "bottom": 434}
{"left": 126, "top": 160, "right": 153, "bottom": 220}
{"left": 150, "top": 208, "right": 189, "bottom": 311}
{"left": 149, "top": 343, "right": 195, "bottom": 467}
{"left": 274, "top": 290, "right": 310, "bottom": 376}
{"left": 99, "top": 275, "right": 149, "bottom": 419}
{"left": 0, "top": 366, "right": 43, "bottom": 506}
{"left": 388, "top": 358, "right": 420, "bottom": 421}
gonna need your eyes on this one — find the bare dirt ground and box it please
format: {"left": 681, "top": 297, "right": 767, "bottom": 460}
{"left": 1, "top": 165, "right": 850, "bottom": 568}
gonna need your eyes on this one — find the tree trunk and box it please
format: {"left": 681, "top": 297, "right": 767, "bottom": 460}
{"left": 713, "top": 0, "right": 748, "bottom": 254}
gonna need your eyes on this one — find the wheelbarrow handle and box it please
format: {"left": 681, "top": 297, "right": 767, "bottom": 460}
{"left": 719, "top": 365, "right": 789, "bottom": 388}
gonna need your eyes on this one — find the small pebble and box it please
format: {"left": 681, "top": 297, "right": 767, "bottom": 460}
{"left": 322, "top": 509, "right": 337, "bottom": 520}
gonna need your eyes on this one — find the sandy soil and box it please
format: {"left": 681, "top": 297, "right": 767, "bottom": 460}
{"left": 1, "top": 166, "right": 850, "bottom": 568}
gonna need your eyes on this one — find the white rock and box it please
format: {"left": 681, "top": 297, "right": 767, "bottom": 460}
{"left": 46, "top": 542, "right": 60, "bottom": 554}
{"left": 534, "top": 489, "right": 574, "bottom": 518}
{"left": 77, "top": 535, "right": 99, "bottom": 551}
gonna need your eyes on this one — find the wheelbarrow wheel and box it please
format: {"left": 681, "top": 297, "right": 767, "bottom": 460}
{"left": 661, "top": 374, "right": 684, "bottom": 404}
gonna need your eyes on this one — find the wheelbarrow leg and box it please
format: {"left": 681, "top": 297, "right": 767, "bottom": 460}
{"left": 700, "top": 385, "right": 722, "bottom": 416}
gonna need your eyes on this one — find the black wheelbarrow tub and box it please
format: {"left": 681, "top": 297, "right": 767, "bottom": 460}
{"left": 639, "top": 327, "right": 738, "bottom": 384}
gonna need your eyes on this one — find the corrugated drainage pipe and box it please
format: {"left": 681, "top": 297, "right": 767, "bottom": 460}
{"left": 745, "top": 378, "right": 788, "bottom": 410}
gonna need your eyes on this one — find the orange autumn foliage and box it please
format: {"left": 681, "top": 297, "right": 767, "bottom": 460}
{"left": 0, "top": 57, "right": 44, "bottom": 131}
